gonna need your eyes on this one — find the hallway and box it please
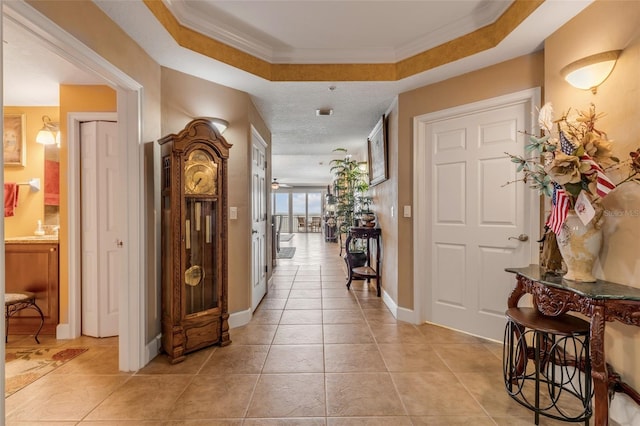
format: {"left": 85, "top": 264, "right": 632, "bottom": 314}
{"left": 5, "top": 233, "right": 563, "bottom": 424}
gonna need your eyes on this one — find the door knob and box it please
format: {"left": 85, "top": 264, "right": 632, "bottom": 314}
{"left": 508, "top": 234, "right": 529, "bottom": 242}
{"left": 116, "top": 239, "right": 124, "bottom": 247}
{"left": 252, "top": 229, "right": 258, "bottom": 234}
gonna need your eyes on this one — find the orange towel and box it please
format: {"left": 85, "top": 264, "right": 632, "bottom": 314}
{"left": 4, "top": 183, "right": 19, "bottom": 217}
{"left": 44, "top": 160, "right": 60, "bottom": 206}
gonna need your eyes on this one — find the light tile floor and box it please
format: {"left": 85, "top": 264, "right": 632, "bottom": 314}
{"left": 5, "top": 233, "right": 568, "bottom": 424}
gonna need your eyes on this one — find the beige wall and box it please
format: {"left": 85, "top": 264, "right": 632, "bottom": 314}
{"left": 161, "top": 67, "right": 272, "bottom": 314}
{"left": 545, "top": 0, "right": 640, "bottom": 391}
{"left": 369, "top": 105, "right": 399, "bottom": 302}
{"left": 29, "top": 0, "right": 162, "bottom": 343}
{"left": 3, "top": 106, "right": 59, "bottom": 237}
{"left": 26, "top": 1, "right": 270, "bottom": 347}
{"left": 395, "top": 52, "right": 545, "bottom": 308}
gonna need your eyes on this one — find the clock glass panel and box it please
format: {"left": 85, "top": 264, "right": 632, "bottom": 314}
{"left": 184, "top": 198, "right": 218, "bottom": 315}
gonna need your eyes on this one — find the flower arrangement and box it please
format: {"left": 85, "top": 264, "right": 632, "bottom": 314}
{"left": 506, "top": 103, "right": 640, "bottom": 234}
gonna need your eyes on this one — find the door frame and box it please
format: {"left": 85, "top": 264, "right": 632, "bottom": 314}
{"left": 412, "top": 88, "right": 541, "bottom": 326}
{"left": 5, "top": 2, "right": 146, "bottom": 371}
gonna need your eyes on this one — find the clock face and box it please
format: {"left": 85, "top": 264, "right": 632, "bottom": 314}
{"left": 185, "top": 163, "right": 216, "bottom": 194}
{"left": 185, "top": 150, "right": 218, "bottom": 195}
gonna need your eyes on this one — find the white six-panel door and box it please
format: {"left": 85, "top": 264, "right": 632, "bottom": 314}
{"left": 81, "top": 121, "right": 121, "bottom": 337}
{"left": 415, "top": 90, "right": 540, "bottom": 341}
{"left": 251, "top": 130, "right": 268, "bottom": 312}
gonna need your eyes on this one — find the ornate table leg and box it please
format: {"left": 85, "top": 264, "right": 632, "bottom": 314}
{"left": 590, "top": 304, "right": 608, "bottom": 426}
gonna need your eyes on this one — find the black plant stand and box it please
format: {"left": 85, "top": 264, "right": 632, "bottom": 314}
{"left": 344, "top": 227, "right": 381, "bottom": 296}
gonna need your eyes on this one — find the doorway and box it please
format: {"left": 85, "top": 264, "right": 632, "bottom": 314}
{"left": 3, "top": 2, "right": 145, "bottom": 371}
{"left": 251, "top": 128, "right": 267, "bottom": 312}
{"left": 274, "top": 190, "right": 325, "bottom": 233}
{"left": 413, "top": 89, "right": 541, "bottom": 341}
{"left": 80, "top": 120, "right": 120, "bottom": 338}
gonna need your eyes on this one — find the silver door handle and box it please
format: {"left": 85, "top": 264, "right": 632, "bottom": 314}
{"left": 508, "top": 234, "right": 529, "bottom": 242}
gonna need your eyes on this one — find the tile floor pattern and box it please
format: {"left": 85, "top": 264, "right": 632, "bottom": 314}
{"left": 5, "top": 233, "right": 570, "bottom": 425}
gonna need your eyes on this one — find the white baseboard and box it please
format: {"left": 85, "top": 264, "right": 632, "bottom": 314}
{"left": 56, "top": 323, "right": 72, "bottom": 339}
{"left": 145, "top": 333, "right": 162, "bottom": 364}
{"left": 381, "top": 289, "right": 419, "bottom": 324}
{"left": 397, "top": 306, "right": 418, "bottom": 324}
{"left": 229, "top": 308, "right": 252, "bottom": 329}
{"left": 382, "top": 290, "right": 397, "bottom": 317}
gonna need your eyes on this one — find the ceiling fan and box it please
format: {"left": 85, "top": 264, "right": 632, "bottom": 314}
{"left": 271, "top": 178, "right": 292, "bottom": 189}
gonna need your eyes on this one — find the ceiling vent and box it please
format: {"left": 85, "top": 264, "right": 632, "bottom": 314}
{"left": 316, "top": 108, "right": 333, "bottom": 116}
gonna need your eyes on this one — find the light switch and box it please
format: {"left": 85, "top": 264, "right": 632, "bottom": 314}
{"left": 403, "top": 205, "right": 412, "bottom": 218}
{"left": 230, "top": 207, "right": 237, "bottom": 220}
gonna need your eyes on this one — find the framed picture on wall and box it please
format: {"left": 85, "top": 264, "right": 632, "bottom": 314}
{"left": 3, "top": 114, "right": 26, "bottom": 166}
{"left": 367, "top": 115, "right": 388, "bottom": 186}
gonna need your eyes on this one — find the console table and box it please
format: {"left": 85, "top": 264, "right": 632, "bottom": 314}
{"left": 344, "top": 227, "right": 381, "bottom": 296}
{"left": 506, "top": 265, "right": 640, "bottom": 426}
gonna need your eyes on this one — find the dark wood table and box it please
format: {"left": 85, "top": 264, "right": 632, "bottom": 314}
{"left": 506, "top": 265, "right": 640, "bottom": 425}
{"left": 345, "top": 227, "right": 381, "bottom": 296}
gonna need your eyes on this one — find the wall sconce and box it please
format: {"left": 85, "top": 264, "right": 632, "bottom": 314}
{"left": 36, "top": 115, "right": 60, "bottom": 145}
{"left": 561, "top": 50, "right": 622, "bottom": 94}
{"left": 358, "top": 161, "right": 368, "bottom": 172}
{"left": 271, "top": 178, "right": 280, "bottom": 190}
{"left": 209, "top": 118, "right": 228, "bottom": 134}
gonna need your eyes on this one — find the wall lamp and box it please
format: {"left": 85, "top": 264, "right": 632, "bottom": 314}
{"left": 271, "top": 178, "right": 280, "bottom": 190}
{"left": 36, "top": 115, "right": 60, "bottom": 146}
{"left": 209, "top": 117, "right": 228, "bottom": 134}
{"left": 561, "top": 50, "right": 622, "bottom": 94}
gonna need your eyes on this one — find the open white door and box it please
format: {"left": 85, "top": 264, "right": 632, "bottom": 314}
{"left": 81, "top": 121, "right": 121, "bottom": 337}
{"left": 415, "top": 89, "right": 540, "bottom": 341}
{"left": 251, "top": 129, "right": 268, "bottom": 312}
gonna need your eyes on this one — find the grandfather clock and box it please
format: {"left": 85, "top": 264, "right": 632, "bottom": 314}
{"left": 158, "top": 118, "right": 232, "bottom": 363}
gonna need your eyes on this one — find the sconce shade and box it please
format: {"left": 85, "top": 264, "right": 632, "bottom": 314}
{"left": 271, "top": 179, "right": 280, "bottom": 190}
{"left": 209, "top": 118, "right": 228, "bottom": 134}
{"left": 561, "top": 50, "right": 621, "bottom": 94}
{"left": 36, "top": 115, "right": 60, "bottom": 145}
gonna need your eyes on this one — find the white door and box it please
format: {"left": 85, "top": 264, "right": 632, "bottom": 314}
{"left": 81, "top": 121, "right": 121, "bottom": 337}
{"left": 251, "top": 130, "right": 268, "bottom": 312}
{"left": 422, "top": 93, "right": 538, "bottom": 341}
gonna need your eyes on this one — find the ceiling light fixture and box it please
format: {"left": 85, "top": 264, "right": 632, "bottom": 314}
{"left": 560, "top": 50, "right": 622, "bottom": 94}
{"left": 316, "top": 108, "right": 333, "bottom": 116}
{"left": 36, "top": 115, "right": 60, "bottom": 146}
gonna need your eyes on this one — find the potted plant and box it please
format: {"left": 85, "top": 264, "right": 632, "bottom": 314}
{"left": 359, "top": 195, "right": 376, "bottom": 227}
{"left": 330, "top": 148, "right": 369, "bottom": 234}
{"left": 330, "top": 148, "right": 370, "bottom": 266}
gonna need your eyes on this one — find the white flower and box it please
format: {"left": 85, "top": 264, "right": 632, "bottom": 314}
{"left": 538, "top": 102, "right": 554, "bottom": 133}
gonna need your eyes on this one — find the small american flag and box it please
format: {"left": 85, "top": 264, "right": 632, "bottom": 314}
{"left": 559, "top": 131, "right": 575, "bottom": 155}
{"left": 547, "top": 183, "right": 570, "bottom": 234}
{"left": 580, "top": 154, "right": 616, "bottom": 198}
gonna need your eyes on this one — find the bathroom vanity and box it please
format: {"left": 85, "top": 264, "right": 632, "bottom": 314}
{"left": 4, "top": 236, "right": 59, "bottom": 335}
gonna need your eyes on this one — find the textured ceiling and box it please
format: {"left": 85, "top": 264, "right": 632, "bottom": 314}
{"left": 4, "top": 0, "right": 593, "bottom": 186}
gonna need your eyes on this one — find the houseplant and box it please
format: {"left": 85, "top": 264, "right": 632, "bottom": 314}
{"left": 507, "top": 103, "right": 640, "bottom": 281}
{"left": 330, "top": 148, "right": 370, "bottom": 265}
{"left": 330, "top": 148, "right": 370, "bottom": 234}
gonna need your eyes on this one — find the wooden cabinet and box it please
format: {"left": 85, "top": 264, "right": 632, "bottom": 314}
{"left": 5, "top": 241, "right": 59, "bottom": 335}
{"left": 158, "top": 118, "right": 232, "bottom": 363}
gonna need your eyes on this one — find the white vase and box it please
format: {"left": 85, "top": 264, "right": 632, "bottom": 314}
{"left": 556, "top": 210, "right": 602, "bottom": 282}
